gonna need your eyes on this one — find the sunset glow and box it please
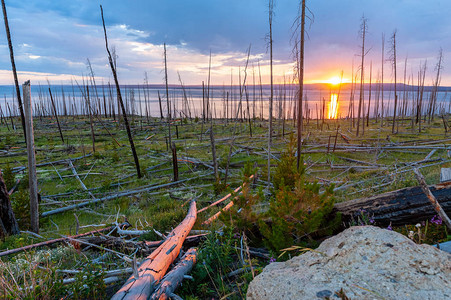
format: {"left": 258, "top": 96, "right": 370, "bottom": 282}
{"left": 327, "top": 76, "right": 342, "bottom": 85}
{"left": 329, "top": 94, "right": 339, "bottom": 119}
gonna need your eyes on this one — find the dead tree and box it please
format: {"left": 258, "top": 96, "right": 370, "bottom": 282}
{"left": 164, "top": 43, "right": 172, "bottom": 150}
{"left": 100, "top": 5, "right": 142, "bottom": 178}
{"left": 389, "top": 30, "right": 398, "bottom": 134}
{"left": 267, "top": 0, "right": 274, "bottom": 182}
{"left": 23, "top": 81, "right": 39, "bottom": 233}
{"left": 380, "top": 33, "right": 385, "bottom": 126}
{"left": 296, "top": 0, "right": 306, "bottom": 169}
{"left": 1, "top": 0, "right": 26, "bottom": 142}
{"left": 356, "top": 16, "right": 367, "bottom": 137}
{"left": 0, "top": 171, "right": 19, "bottom": 237}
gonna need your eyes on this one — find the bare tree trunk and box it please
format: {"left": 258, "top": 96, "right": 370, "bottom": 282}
{"left": 356, "top": 16, "right": 367, "bottom": 137}
{"left": 164, "top": 43, "right": 172, "bottom": 151}
{"left": 366, "top": 61, "right": 372, "bottom": 126}
{"left": 1, "top": 0, "right": 26, "bottom": 142}
{"left": 48, "top": 86, "right": 64, "bottom": 144}
{"left": 390, "top": 30, "right": 398, "bottom": 134}
{"left": 267, "top": 0, "right": 274, "bottom": 183}
{"left": 380, "top": 33, "right": 385, "bottom": 126}
{"left": 100, "top": 5, "right": 142, "bottom": 178}
{"left": 0, "top": 171, "right": 19, "bottom": 237}
{"left": 296, "top": 0, "right": 306, "bottom": 169}
{"left": 23, "top": 81, "right": 39, "bottom": 233}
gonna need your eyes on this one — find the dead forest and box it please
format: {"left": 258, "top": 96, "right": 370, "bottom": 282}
{"left": 0, "top": 1, "right": 451, "bottom": 300}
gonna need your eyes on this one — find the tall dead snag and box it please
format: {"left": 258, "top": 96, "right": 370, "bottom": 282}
{"left": 414, "top": 168, "right": 451, "bottom": 230}
{"left": 210, "top": 120, "right": 219, "bottom": 183}
{"left": 0, "top": 171, "right": 19, "bottom": 237}
{"left": 164, "top": 43, "right": 172, "bottom": 149}
{"left": 48, "top": 85, "right": 64, "bottom": 144}
{"left": 100, "top": 5, "right": 141, "bottom": 178}
{"left": 1, "top": 0, "right": 26, "bottom": 142}
{"left": 428, "top": 48, "right": 443, "bottom": 124}
{"left": 389, "top": 30, "right": 398, "bottom": 134}
{"left": 111, "top": 201, "right": 197, "bottom": 300}
{"left": 356, "top": 16, "right": 367, "bottom": 137}
{"left": 296, "top": 0, "right": 306, "bottom": 169}
{"left": 267, "top": 0, "right": 274, "bottom": 183}
{"left": 23, "top": 81, "right": 39, "bottom": 233}
{"left": 171, "top": 142, "right": 178, "bottom": 182}
{"left": 150, "top": 248, "right": 198, "bottom": 300}
{"left": 380, "top": 33, "right": 385, "bottom": 126}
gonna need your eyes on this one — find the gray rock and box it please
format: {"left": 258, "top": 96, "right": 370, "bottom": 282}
{"left": 247, "top": 226, "right": 451, "bottom": 300}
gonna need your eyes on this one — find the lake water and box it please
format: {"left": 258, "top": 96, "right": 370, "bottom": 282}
{"left": 0, "top": 84, "right": 450, "bottom": 120}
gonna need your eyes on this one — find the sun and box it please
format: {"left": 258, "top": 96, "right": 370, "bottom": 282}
{"left": 326, "top": 76, "right": 342, "bottom": 85}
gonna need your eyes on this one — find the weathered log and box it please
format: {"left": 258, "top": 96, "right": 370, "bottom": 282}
{"left": 150, "top": 248, "right": 198, "bottom": 300}
{"left": 414, "top": 168, "right": 451, "bottom": 230}
{"left": 0, "top": 224, "right": 125, "bottom": 257}
{"left": 198, "top": 174, "right": 254, "bottom": 214}
{"left": 111, "top": 201, "right": 197, "bottom": 300}
{"left": 333, "top": 182, "right": 451, "bottom": 226}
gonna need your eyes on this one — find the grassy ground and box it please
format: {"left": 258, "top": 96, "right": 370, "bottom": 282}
{"left": 0, "top": 114, "right": 450, "bottom": 299}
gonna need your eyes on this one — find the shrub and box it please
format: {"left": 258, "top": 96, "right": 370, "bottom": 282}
{"left": 2, "top": 163, "right": 15, "bottom": 191}
{"left": 223, "top": 135, "right": 341, "bottom": 252}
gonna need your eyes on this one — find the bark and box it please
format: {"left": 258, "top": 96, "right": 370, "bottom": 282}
{"left": 0, "top": 171, "right": 19, "bottom": 237}
{"left": 111, "top": 201, "right": 197, "bottom": 300}
{"left": 413, "top": 168, "right": 451, "bottom": 230}
{"left": 0, "top": 224, "right": 122, "bottom": 257}
{"left": 150, "top": 248, "right": 198, "bottom": 300}
{"left": 100, "top": 5, "right": 141, "bottom": 178}
{"left": 333, "top": 182, "right": 451, "bottom": 226}
{"left": 1, "top": 0, "right": 26, "bottom": 142}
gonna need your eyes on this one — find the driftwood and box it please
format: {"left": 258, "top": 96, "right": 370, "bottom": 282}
{"left": 150, "top": 248, "right": 198, "bottom": 300}
{"left": 333, "top": 182, "right": 451, "bottom": 226}
{"left": 111, "top": 201, "right": 197, "bottom": 300}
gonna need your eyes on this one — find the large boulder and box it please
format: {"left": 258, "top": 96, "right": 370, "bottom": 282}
{"left": 247, "top": 226, "right": 451, "bottom": 299}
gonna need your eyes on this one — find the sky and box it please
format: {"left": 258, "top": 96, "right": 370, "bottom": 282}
{"left": 0, "top": 0, "right": 450, "bottom": 86}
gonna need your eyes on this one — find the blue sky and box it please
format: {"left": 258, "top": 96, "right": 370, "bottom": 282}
{"left": 0, "top": 0, "right": 450, "bottom": 85}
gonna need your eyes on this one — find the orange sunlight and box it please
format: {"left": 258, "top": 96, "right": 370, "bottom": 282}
{"left": 326, "top": 76, "right": 342, "bottom": 85}
{"left": 328, "top": 93, "right": 339, "bottom": 119}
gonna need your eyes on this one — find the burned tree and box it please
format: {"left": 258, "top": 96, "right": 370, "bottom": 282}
{"left": 356, "top": 16, "right": 368, "bottom": 137}
{"left": 0, "top": 171, "right": 19, "bottom": 237}
{"left": 100, "top": 5, "right": 142, "bottom": 178}
{"left": 389, "top": 30, "right": 398, "bottom": 134}
{"left": 1, "top": 0, "right": 26, "bottom": 142}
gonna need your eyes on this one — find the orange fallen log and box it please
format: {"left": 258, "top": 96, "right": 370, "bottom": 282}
{"left": 198, "top": 174, "right": 254, "bottom": 214}
{"left": 150, "top": 248, "right": 198, "bottom": 300}
{"left": 203, "top": 200, "right": 235, "bottom": 225}
{"left": 111, "top": 201, "right": 197, "bottom": 300}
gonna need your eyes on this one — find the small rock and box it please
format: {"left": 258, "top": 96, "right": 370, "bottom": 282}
{"left": 316, "top": 289, "right": 332, "bottom": 298}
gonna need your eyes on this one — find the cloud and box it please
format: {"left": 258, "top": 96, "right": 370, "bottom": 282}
{"left": 0, "top": 0, "right": 449, "bottom": 85}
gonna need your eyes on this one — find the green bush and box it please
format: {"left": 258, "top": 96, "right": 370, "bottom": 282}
{"left": 2, "top": 163, "right": 15, "bottom": 191}
{"left": 223, "top": 135, "right": 341, "bottom": 252}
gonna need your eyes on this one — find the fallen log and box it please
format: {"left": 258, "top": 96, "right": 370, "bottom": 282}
{"left": 111, "top": 200, "right": 197, "bottom": 300}
{"left": 0, "top": 224, "right": 125, "bottom": 257}
{"left": 333, "top": 182, "right": 451, "bottom": 226}
{"left": 414, "top": 168, "right": 451, "bottom": 230}
{"left": 198, "top": 175, "right": 254, "bottom": 213}
{"left": 42, "top": 172, "right": 210, "bottom": 217}
{"left": 150, "top": 248, "right": 198, "bottom": 300}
